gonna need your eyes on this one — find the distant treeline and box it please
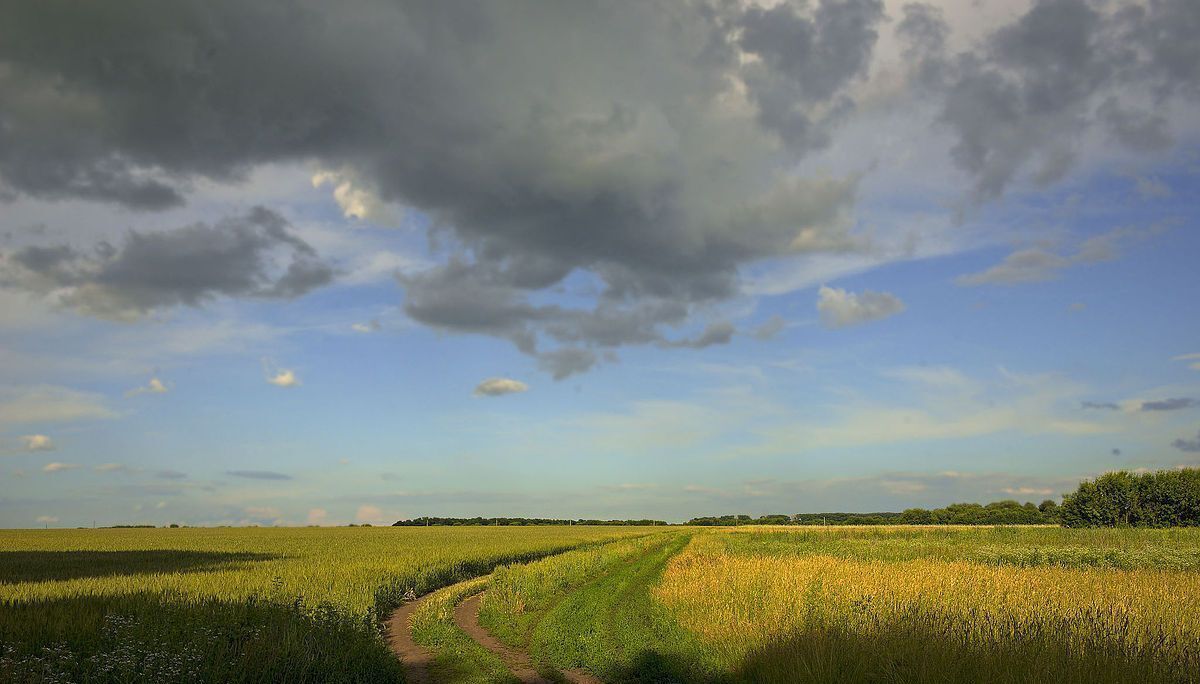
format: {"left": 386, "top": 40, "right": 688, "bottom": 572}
{"left": 1060, "top": 468, "right": 1200, "bottom": 527}
{"left": 391, "top": 517, "right": 666, "bottom": 526}
{"left": 687, "top": 500, "right": 1056, "bottom": 526}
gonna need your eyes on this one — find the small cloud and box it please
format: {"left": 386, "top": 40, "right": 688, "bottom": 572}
{"left": 1140, "top": 398, "right": 1197, "bottom": 412}
{"left": 957, "top": 248, "right": 1069, "bottom": 286}
{"left": 351, "top": 319, "right": 381, "bottom": 333}
{"left": 126, "top": 377, "right": 169, "bottom": 397}
{"left": 94, "top": 462, "right": 132, "bottom": 473}
{"left": 1172, "top": 353, "right": 1200, "bottom": 371}
{"left": 312, "top": 169, "right": 395, "bottom": 224}
{"left": 1068, "top": 302, "right": 1087, "bottom": 312}
{"left": 155, "top": 500, "right": 167, "bottom": 509}
{"left": 226, "top": 469, "right": 292, "bottom": 480}
{"left": 1081, "top": 401, "right": 1120, "bottom": 410}
{"left": 1134, "top": 176, "right": 1171, "bottom": 199}
{"left": 1172, "top": 431, "right": 1200, "bottom": 453}
{"left": 816, "top": 285, "right": 905, "bottom": 329}
{"left": 1001, "top": 486, "right": 1055, "bottom": 496}
{"left": 307, "top": 508, "right": 329, "bottom": 525}
{"left": 751, "top": 315, "right": 787, "bottom": 340}
{"left": 267, "top": 369, "right": 299, "bottom": 388}
{"left": 356, "top": 504, "right": 386, "bottom": 524}
{"left": 35, "top": 515, "right": 58, "bottom": 525}
{"left": 154, "top": 469, "right": 188, "bottom": 480}
{"left": 473, "top": 377, "right": 529, "bottom": 397}
{"left": 1112, "top": 448, "right": 1122, "bottom": 456}
{"left": 42, "top": 462, "right": 80, "bottom": 473}
{"left": 20, "top": 434, "right": 55, "bottom": 451}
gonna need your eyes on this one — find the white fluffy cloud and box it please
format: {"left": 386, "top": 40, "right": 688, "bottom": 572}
{"left": 42, "top": 462, "right": 80, "bottom": 473}
{"left": 816, "top": 285, "right": 905, "bottom": 328}
{"left": 473, "top": 378, "right": 530, "bottom": 397}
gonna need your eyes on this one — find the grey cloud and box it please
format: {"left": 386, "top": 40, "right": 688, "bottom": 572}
{"left": 957, "top": 226, "right": 1153, "bottom": 287}
{"left": 751, "top": 315, "right": 787, "bottom": 341}
{"left": 1173, "top": 431, "right": 1200, "bottom": 453}
{"left": 1082, "top": 401, "right": 1119, "bottom": 410}
{"left": 738, "top": 0, "right": 885, "bottom": 150}
{"left": 226, "top": 470, "right": 292, "bottom": 481}
{"left": 816, "top": 285, "right": 905, "bottom": 328}
{"left": 904, "top": 0, "right": 1199, "bottom": 203}
{"left": 1141, "top": 398, "right": 1197, "bottom": 412}
{"left": 662, "top": 321, "right": 736, "bottom": 349}
{"left": 0, "top": 207, "right": 331, "bottom": 318}
{"left": 957, "top": 248, "right": 1070, "bottom": 286}
{"left": 537, "top": 348, "right": 598, "bottom": 381}
{"left": 0, "top": 1, "right": 866, "bottom": 376}
{"left": 154, "top": 469, "right": 188, "bottom": 480}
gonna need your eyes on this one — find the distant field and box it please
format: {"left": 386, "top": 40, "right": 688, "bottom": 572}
{"left": 0, "top": 526, "right": 651, "bottom": 682}
{"left": 3, "top": 525, "right": 1198, "bottom": 683}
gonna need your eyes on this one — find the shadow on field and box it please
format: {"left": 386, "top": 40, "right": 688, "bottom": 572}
{"left": 0, "top": 592, "right": 402, "bottom": 684}
{"left": 597, "top": 620, "right": 1191, "bottom": 684}
{"left": 0, "top": 550, "right": 278, "bottom": 584}
{"left": 723, "top": 622, "right": 1190, "bottom": 684}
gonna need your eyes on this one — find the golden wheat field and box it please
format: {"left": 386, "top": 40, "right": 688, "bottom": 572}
{"left": 652, "top": 527, "right": 1200, "bottom": 683}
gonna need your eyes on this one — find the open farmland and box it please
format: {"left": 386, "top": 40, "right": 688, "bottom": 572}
{"left": 2, "top": 525, "right": 1199, "bottom": 683}
{"left": 0, "top": 526, "right": 652, "bottom": 682}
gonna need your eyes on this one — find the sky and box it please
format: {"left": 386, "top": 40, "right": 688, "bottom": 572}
{"left": 0, "top": 0, "right": 1198, "bottom": 527}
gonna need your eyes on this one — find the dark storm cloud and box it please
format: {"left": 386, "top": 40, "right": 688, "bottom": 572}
{"left": 0, "top": 0, "right": 1195, "bottom": 374}
{"left": 0, "top": 207, "right": 331, "bottom": 318}
{"left": 226, "top": 470, "right": 292, "bottom": 481}
{"left": 0, "top": 0, "right": 867, "bottom": 374}
{"left": 901, "top": 0, "right": 1200, "bottom": 203}
{"left": 738, "top": 0, "right": 886, "bottom": 150}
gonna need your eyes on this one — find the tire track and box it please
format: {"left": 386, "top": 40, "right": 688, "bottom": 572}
{"left": 384, "top": 593, "right": 436, "bottom": 684}
{"left": 453, "top": 592, "right": 602, "bottom": 684}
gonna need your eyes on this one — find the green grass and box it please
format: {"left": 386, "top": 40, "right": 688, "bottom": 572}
{"left": 527, "top": 533, "right": 717, "bottom": 683}
{"left": 479, "top": 532, "right": 716, "bottom": 683}
{"left": 0, "top": 526, "right": 654, "bottom": 683}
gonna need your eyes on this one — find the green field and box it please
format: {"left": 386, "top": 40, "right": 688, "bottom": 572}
{"left": 3, "top": 525, "right": 1199, "bottom": 683}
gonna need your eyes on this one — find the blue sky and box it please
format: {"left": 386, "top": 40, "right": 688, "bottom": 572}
{"left": 1, "top": 0, "right": 1198, "bottom": 526}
